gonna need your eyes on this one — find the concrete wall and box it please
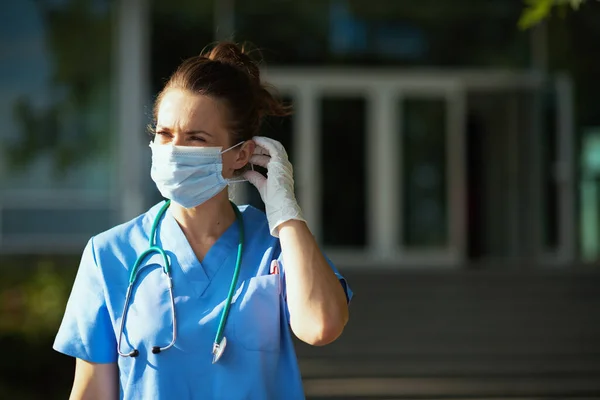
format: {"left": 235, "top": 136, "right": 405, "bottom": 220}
{"left": 297, "top": 269, "right": 600, "bottom": 398}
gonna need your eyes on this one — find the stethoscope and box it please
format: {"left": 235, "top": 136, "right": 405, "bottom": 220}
{"left": 117, "top": 200, "right": 244, "bottom": 363}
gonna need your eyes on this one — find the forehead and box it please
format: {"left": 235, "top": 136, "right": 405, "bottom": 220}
{"left": 156, "top": 89, "right": 227, "bottom": 134}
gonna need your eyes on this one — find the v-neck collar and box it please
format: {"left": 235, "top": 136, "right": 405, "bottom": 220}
{"left": 156, "top": 203, "right": 241, "bottom": 298}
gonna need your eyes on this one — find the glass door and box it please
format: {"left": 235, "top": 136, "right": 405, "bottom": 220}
{"left": 264, "top": 70, "right": 467, "bottom": 268}
{"left": 394, "top": 86, "right": 466, "bottom": 265}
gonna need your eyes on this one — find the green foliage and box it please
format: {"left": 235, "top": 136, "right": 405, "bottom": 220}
{"left": 519, "top": 0, "right": 588, "bottom": 29}
{"left": 0, "top": 256, "right": 79, "bottom": 398}
{"left": 0, "top": 256, "right": 78, "bottom": 338}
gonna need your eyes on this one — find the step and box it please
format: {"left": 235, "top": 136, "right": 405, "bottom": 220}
{"left": 303, "top": 376, "right": 600, "bottom": 398}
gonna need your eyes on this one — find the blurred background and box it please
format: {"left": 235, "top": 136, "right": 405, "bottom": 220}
{"left": 1, "top": 0, "right": 600, "bottom": 398}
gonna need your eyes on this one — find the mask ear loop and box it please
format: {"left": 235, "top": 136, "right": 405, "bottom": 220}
{"left": 228, "top": 163, "right": 253, "bottom": 184}
{"left": 226, "top": 141, "right": 253, "bottom": 184}
{"left": 220, "top": 141, "right": 245, "bottom": 154}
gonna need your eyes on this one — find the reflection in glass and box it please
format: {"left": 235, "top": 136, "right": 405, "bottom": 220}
{"left": 580, "top": 129, "right": 600, "bottom": 263}
{"left": 400, "top": 98, "right": 448, "bottom": 248}
{"left": 0, "top": 0, "right": 113, "bottom": 193}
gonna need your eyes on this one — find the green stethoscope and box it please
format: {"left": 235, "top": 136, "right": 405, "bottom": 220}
{"left": 117, "top": 200, "right": 244, "bottom": 363}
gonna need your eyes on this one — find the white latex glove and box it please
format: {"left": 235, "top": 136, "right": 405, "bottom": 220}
{"left": 243, "top": 136, "right": 305, "bottom": 237}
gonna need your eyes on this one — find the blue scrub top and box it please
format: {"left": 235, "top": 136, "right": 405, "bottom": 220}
{"left": 54, "top": 201, "right": 352, "bottom": 400}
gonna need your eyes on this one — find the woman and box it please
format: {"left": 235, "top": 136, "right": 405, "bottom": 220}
{"left": 53, "top": 42, "right": 352, "bottom": 400}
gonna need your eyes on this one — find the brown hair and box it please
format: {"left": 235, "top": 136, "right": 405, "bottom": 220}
{"left": 153, "top": 42, "right": 291, "bottom": 145}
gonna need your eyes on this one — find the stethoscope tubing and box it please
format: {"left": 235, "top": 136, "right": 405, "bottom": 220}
{"left": 116, "top": 200, "right": 243, "bottom": 360}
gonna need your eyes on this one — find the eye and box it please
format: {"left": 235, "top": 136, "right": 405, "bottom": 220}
{"left": 189, "top": 136, "right": 206, "bottom": 142}
{"left": 155, "top": 131, "right": 174, "bottom": 141}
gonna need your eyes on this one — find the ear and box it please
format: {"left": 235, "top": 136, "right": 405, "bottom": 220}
{"left": 232, "top": 140, "right": 256, "bottom": 170}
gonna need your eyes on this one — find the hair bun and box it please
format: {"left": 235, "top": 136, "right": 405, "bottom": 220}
{"left": 205, "top": 42, "right": 260, "bottom": 85}
{"left": 201, "top": 41, "right": 292, "bottom": 120}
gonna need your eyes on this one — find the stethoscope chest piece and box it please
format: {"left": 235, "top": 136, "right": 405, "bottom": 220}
{"left": 212, "top": 336, "right": 227, "bottom": 364}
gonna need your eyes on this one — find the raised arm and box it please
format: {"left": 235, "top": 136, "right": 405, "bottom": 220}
{"left": 278, "top": 219, "right": 349, "bottom": 345}
{"left": 244, "top": 136, "right": 350, "bottom": 345}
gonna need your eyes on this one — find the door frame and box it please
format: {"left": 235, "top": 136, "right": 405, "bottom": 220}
{"left": 265, "top": 69, "right": 468, "bottom": 267}
{"left": 263, "top": 68, "right": 574, "bottom": 268}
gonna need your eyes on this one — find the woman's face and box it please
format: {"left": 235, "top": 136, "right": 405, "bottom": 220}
{"left": 154, "top": 89, "right": 254, "bottom": 178}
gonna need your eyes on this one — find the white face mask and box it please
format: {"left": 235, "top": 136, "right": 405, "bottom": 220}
{"left": 149, "top": 141, "right": 245, "bottom": 209}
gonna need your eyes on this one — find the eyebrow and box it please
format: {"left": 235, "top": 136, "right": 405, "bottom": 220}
{"left": 155, "top": 126, "right": 213, "bottom": 137}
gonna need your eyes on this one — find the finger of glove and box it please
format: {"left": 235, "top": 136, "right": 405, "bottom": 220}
{"left": 249, "top": 154, "right": 271, "bottom": 168}
{"left": 267, "top": 158, "right": 294, "bottom": 176}
{"left": 243, "top": 170, "right": 267, "bottom": 191}
{"left": 253, "top": 144, "right": 270, "bottom": 157}
{"left": 253, "top": 136, "right": 287, "bottom": 161}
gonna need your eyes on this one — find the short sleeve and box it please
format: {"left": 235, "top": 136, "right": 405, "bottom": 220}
{"left": 277, "top": 253, "right": 353, "bottom": 306}
{"left": 326, "top": 256, "right": 353, "bottom": 304}
{"left": 53, "top": 237, "right": 117, "bottom": 363}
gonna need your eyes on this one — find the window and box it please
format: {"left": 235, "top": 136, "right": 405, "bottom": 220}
{"left": 0, "top": 0, "right": 115, "bottom": 251}
{"left": 234, "top": 0, "right": 529, "bottom": 68}
{"left": 399, "top": 98, "right": 448, "bottom": 248}
{"left": 320, "top": 97, "right": 367, "bottom": 247}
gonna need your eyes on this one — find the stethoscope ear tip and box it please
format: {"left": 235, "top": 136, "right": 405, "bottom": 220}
{"left": 151, "top": 346, "right": 162, "bottom": 354}
{"left": 131, "top": 349, "right": 140, "bottom": 358}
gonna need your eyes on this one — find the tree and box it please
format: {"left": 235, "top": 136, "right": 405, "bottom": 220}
{"left": 519, "top": 0, "right": 588, "bottom": 29}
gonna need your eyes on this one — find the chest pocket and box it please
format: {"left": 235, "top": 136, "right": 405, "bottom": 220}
{"left": 232, "top": 274, "right": 282, "bottom": 352}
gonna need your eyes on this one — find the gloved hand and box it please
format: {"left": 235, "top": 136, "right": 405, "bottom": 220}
{"left": 243, "top": 136, "right": 306, "bottom": 237}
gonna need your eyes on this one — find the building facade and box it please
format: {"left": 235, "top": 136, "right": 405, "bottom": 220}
{"left": 1, "top": 0, "right": 590, "bottom": 268}
{"left": 2, "top": 1, "right": 599, "bottom": 397}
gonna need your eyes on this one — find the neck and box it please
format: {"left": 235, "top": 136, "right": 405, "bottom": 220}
{"left": 170, "top": 190, "right": 236, "bottom": 243}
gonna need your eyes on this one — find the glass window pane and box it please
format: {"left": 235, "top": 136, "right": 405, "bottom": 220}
{"left": 580, "top": 129, "right": 600, "bottom": 263}
{"left": 320, "top": 97, "right": 367, "bottom": 247}
{"left": 400, "top": 98, "right": 448, "bottom": 247}
{"left": 235, "top": 0, "right": 330, "bottom": 65}
{"left": 0, "top": 0, "right": 113, "bottom": 196}
{"left": 150, "top": 1, "right": 214, "bottom": 97}
{"left": 2, "top": 208, "right": 114, "bottom": 236}
{"left": 541, "top": 87, "right": 559, "bottom": 250}
{"left": 234, "top": 0, "right": 529, "bottom": 68}
{"left": 466, "top": 90, "right": 540, "bottom": 260}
